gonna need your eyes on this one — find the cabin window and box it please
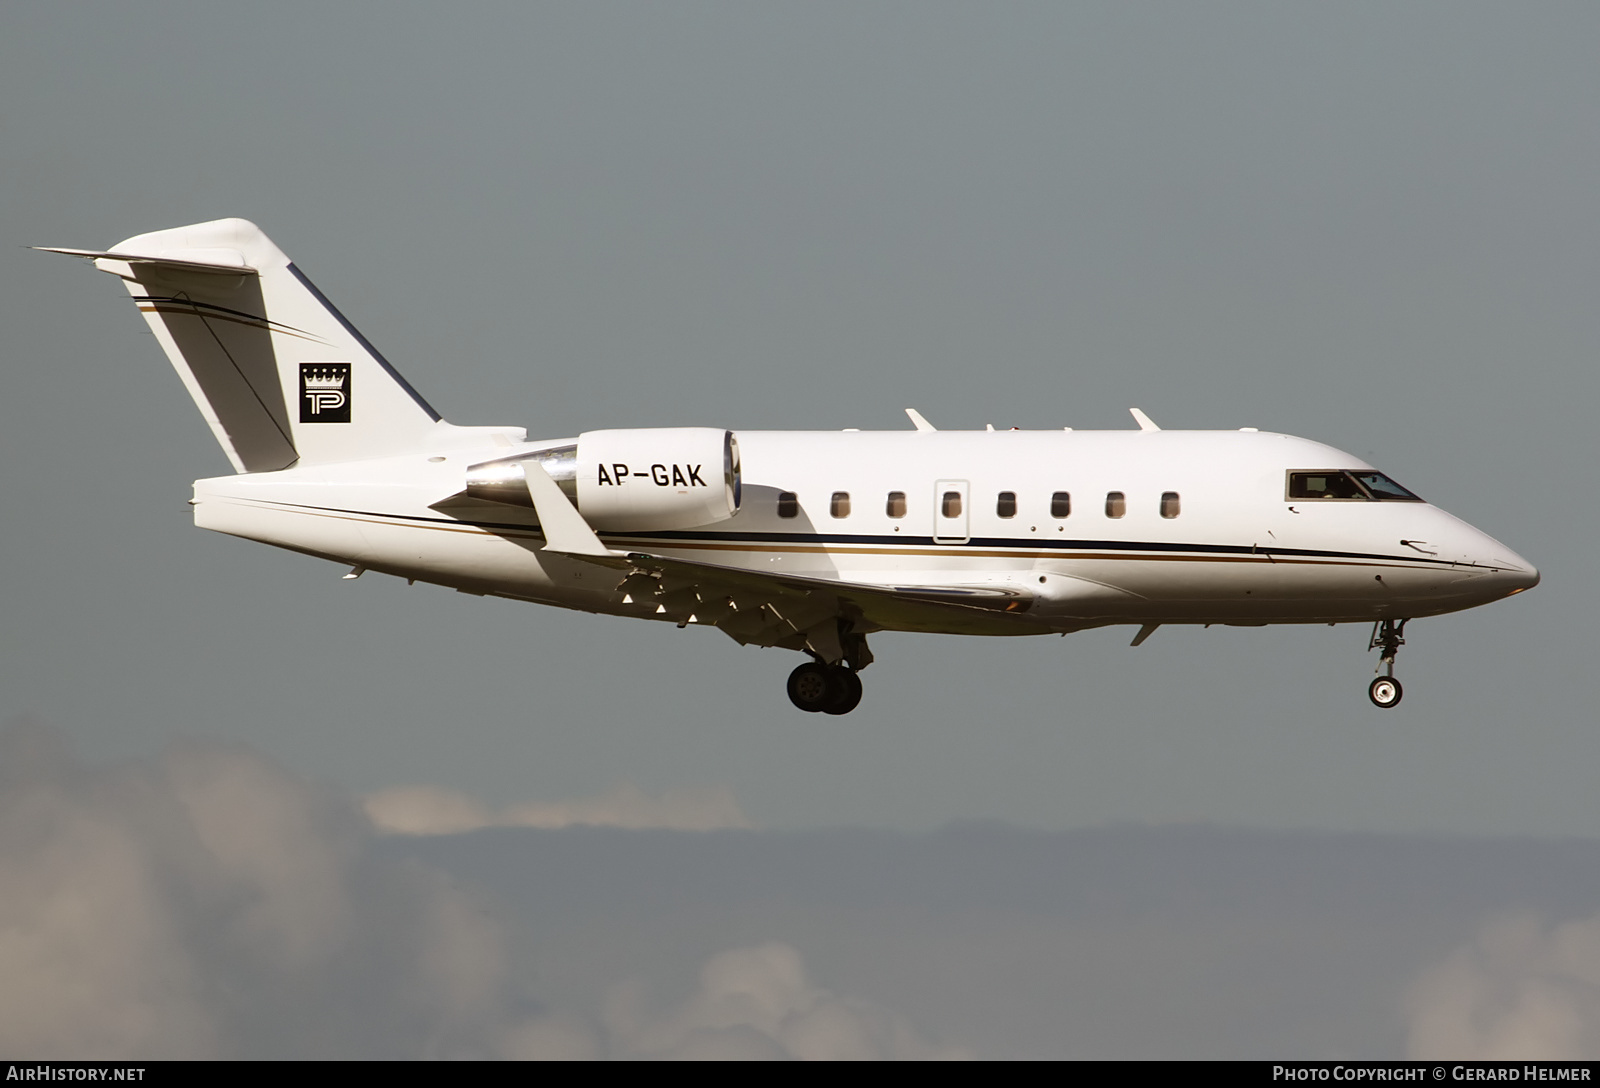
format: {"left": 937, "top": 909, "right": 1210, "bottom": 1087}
{"left": 1160, "top": 492, "right": 1181, "bottom": 519}
{"left": 777, "top": 491, "right": 799, "bottom": 518}
{"left": 886, "top": 491, "right": 907, "bottom": 518}
{"left": 996, "top": 491, "right": 1017, "bottom": 519}
{"left": 830, "top": 491, "right": 851, "bottom": 518}
{"left": 1051, "top": 491, "right": 1071, "bottom": 518}
{"left": 942, "top": 491, "right": 963, "bottom": 518}
{"left": 1105, "top": 491, "right": 1126, "bottom": 518}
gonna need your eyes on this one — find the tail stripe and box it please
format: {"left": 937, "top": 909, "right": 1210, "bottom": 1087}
{"left": 286, "top": 264, "right": 440, "bottom": 421}
{"left": 134, "top": 296, "right": 327, "bottom": 343}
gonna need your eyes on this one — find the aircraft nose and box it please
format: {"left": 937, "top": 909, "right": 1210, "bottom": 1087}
{"left": 1460, "top": 531, "right": 1539, "bottom": 598}
{"left": 1500, "top": 553, "right": 1540, "bottom": 593}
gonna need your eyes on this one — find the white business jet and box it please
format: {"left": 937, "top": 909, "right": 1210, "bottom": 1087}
{"left": 42, "top": 219, "right": 1538, "bottom": 715}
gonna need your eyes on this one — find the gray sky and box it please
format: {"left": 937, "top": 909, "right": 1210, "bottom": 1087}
{"left": 9, "top": 722, "right": 1600, "bottom": 1058}
{"left": 3, "top": 2, "right": 1596, "bottom": 839}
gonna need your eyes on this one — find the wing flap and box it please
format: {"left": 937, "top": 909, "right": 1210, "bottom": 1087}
{"left": 546, "top": 543, "right": 1040, "bottom": 653}
{"left": 558, "top": 547, "right": 1034, "bottom": 611}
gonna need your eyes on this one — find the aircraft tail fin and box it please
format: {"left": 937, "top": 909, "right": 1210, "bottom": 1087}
{"left": 43, "top": 219, "right": 451, "bottom": 472}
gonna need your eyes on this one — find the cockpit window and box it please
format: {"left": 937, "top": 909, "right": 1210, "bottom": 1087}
{"left": 1287, "top": 471, "right": 1423, "bottom": 502}
{"left": 1288, "top": 472, "right": 1366, "bottom": 500}
{"left": 1350, "top": 472, "right": 1422, "bottom": 502}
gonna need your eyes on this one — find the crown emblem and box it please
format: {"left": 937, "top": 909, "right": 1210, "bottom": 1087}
{"left": 302, "top": 367, "right": 347, "bottom": 390}
{"left": 300, "top": 363, "right": 351, "bottom": 422}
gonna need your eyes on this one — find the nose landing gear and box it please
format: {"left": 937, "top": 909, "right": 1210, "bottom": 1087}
{"left": 1368, "top": 675, "right": 1403, "bottom": 708}
{"left": 787, "top": 661, "right": 864, "bottom": 715}
{"left": 1366, "top": 618, "right": 1408, "bottom": 708}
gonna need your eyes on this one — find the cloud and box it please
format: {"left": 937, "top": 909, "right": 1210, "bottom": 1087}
{"left": 393, "top": 821, "right": 1600, "bottom": 1059}
{"left": 0, "top": 722, "right": 578, "bottom": 1058}
{"left": 603, "top": 943, "right": 970, "bottom": 1060}
{"left": 363, "top": 781, "right": 753, "bottom": 834}
{"left": 34, "top": 718, "right": 1600, "bottom": 1060}
{"left": 0, "top": 723, "right": 952, "bottom": 1059}
{"left": 1407, "top": 913, "right": 1600, "bottom": 1060}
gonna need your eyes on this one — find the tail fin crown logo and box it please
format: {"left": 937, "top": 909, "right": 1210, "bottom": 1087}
{"left": 300, "top": 364, "right": 351, "bottom": 422}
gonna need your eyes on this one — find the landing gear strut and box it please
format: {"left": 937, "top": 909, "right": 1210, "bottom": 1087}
{"left": 787, "top": 661, "right": 864, "bottom": 715}
{"left": 1366, "top": 618, "right": 1408, "bottom": 708}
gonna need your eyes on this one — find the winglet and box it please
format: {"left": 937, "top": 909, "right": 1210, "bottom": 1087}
{"left": 905, "top": 408, "right": 937, "bottom": 432}
{"left": 1129, "top": 408, "right": 1161, "bottom": 432}
{"left": 523, "top": 460, "right": 613, "bottom": 557}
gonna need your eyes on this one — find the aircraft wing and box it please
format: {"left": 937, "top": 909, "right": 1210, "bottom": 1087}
{"left": 518, "top": 459, "right": 1039, "bottom": 662}
{"left": 562, "top": 547, "right": 1039, "bottom": 659}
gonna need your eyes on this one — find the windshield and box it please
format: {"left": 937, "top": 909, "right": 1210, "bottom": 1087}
{"left": 1349, "top": 472, "right": 1421, "bottom": 501}
{"left": 1287, "top": 471, "right": 1423, "bottom": 502}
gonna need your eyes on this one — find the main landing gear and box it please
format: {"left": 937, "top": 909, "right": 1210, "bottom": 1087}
{"left": 787, "top": 661, "right": 864, "bottom": 715}
{"left": 1366, "top": 618, "right": 1408, "bottom": 708}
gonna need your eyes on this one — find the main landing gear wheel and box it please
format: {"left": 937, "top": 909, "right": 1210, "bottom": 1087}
{"left": 1368, "top": 676, "right": 1403, "bottom": 709}
{"left": 824, "top": 669, "right": 863, "bottom": 716}
{"left": 786, "top": 662, "right": 864, "bottom": 715}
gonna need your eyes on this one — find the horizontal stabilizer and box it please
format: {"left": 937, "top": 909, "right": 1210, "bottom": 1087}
{"left": 33, "top": 246, "right": 257, "bottom": 275}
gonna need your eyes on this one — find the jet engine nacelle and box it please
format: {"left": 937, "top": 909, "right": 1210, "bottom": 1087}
{"left": 465, "top": 428, "right": 742, "bottom": 530}
{"left": 576, "top": 428, "right": 741, "bottom": 530}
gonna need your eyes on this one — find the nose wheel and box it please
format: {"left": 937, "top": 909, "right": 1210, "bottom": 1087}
{"left": 787, "top": 661, "right": 864, "bottom": 715}
{"left": 1368, "top": 675, "right": 1403, "bottom": 708}
{"left": 1366, "top": 618, "right": 1408, "bottom": 709}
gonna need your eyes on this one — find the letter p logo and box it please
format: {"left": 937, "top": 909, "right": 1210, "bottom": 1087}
{"left": 300, "top": 364, "right": 352, "bottom": 423}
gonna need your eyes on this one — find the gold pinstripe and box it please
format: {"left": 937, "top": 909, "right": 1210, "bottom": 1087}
{"left": 137, "top": 303, "right": 331, "bottom": 345}
{"left": 258, "top": 502, "right": 1445, "bottom": 573}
